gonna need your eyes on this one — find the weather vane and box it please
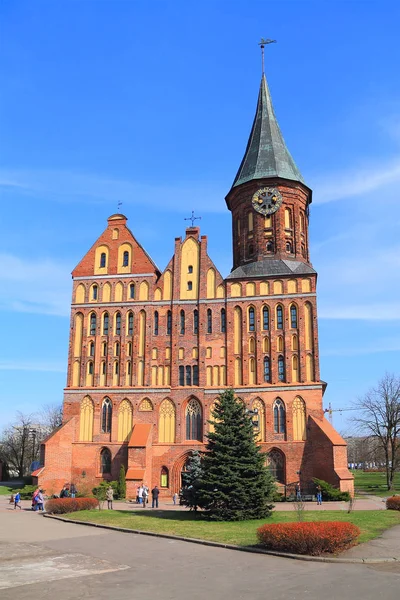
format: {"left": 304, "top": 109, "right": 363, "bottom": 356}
{"left": 117, "top": 200, "right": 122, "bottom": 213}
{"left": 184, "top": 210, "right": 201, "bottom": 227}
{"left": 258, "top": 38, "right": 276, "bottom": 74}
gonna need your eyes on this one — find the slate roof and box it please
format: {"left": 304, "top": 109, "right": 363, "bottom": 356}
{"left": 226, "top": 259, "right": 316, "bottom": 280}
{"left": 232, "top": 74, "right": 305, "bottom": 188}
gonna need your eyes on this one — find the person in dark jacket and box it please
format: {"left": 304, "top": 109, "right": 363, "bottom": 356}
{"left": 151, "top": 486, "right": 160, "bottom": 508}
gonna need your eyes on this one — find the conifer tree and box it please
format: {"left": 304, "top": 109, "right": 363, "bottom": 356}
{"left": 118, "top": 465, "right": 126, "bottom": 499}
{"left": 198, "top": 389, "right": 275, "bottom": 520}
{"left": 181, "top": 450, "right": 203, "bottom": 511}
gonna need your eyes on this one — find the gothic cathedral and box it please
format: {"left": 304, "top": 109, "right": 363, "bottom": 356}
{"left": 35, "top": 70, "right": 353, "bottom": 497}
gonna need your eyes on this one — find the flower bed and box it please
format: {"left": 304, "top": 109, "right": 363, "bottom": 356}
{"left": 257, "top": 521, "right": 360, "bottom": 555}
{"left": 386, "top": 496, "right": 400, "bottom": 511}
{"left": 45, "top": 497, "right": 99, "bottom": 514}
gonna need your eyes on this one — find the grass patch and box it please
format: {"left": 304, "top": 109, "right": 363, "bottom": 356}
{"left": 0, "top": 484, "right": 20, "bottom": 496}
{"left": 352, "top": 470, "right": 400, "bottom": 497}
{"left": 62, "top": 508, "right": 400, "bottom": 547}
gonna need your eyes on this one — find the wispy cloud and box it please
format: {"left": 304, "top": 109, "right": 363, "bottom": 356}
{"left": 311, "top": 157, "right": 400, "bottom": 204}
{"left": 0, "top": 253, "right": 71, "bottom": 316}
{"left": 0, "top": 168, "right": 227, "bottom": 213}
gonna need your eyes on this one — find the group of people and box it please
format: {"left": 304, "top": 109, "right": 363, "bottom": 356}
{"left": 11, "top": 488, "right": 45, "bottom": 511}
{"left": 60, "top": 483, "right": 77, "bottom": 498}
{"left": 132, "top": 484, "right": 160, "bottom": 508}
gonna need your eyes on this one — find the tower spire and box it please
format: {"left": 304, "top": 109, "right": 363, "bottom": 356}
{"left": 258, "top": 37, "right": 276, "bottom": 75}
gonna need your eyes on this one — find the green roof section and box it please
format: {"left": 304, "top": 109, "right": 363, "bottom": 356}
{"left": 232, "top": 74, "right": 305, "bottom": 188}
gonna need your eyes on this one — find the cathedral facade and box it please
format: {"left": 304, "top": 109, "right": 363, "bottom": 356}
{"left": 35, "top": 72, "right": 353, "bottom": 497}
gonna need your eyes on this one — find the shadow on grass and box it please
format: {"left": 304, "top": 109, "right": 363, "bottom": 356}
{"left": 107, "top": 509, "right": 203, "bottom": 522}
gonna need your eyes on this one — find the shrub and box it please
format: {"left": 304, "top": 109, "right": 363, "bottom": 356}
{"left": 45, "top": 497, "right": 99, "bottom": 514}
{"left": 118, "top": 466, "right": 126, "bottom": 499}
{"left": 14, "top": 484, "right": 38, "bottom": 500}
{"left": 386, "top": 496, "right": 400, "bottom": 511}
{"left": 312, "top": 478, "right": 351, "bottom": 501}
{"left": 257, "top": 521, "right": 360, "bottom": 556}
{"left": 92, "top": 480, "right": 120, "bottom": 500}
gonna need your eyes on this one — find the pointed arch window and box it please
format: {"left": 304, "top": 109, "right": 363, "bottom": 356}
{"left": 92, "top": 285, "right": 98, "bottom": 300}
{"left": 103, "top": 313, "right": 109, "bottom": 335}
{"left": 263, "top": 356, "right": 271, "bottom": 382}
{"left": 123, "top": 251, "right": 129, "bottom": 267}
{"left": 100, "top": 253, "right": 106, "bottom": 268}
{"left": 180, "top": 310, "right": 185, "bottom": 335}
{"left": 154, "top": 311, "right": 159, "bottom": 336}
{"left": 276, "top": 305, "right": 283, "bottom": 329}
{"left": 220, "top": 308, "right": 226, "bottom": 333}
{"left": 193, "top": 310, "right": 199, "bottom": 334}
{"left": 266, "top": 240, "right": 274, "bottom": 252}
{"left": 90, "top": 313, "right": 96, "bottom": 336}
{"left": 207, "top": 309, "right": 212, "bottom": 334}
{"left": 273, "top": 399, "right": 286, "bottom": 434}
{"left": 100, "top": 447, "right": 111, "bottom": 474}
{"left": 185, "top": 398, "right": 202, "bottom": 441}
{"left": 89, "top": 341, "right": 95, "bottom": 357}
{"left": 248, "top": 307, "right": 255, "bottom": 331}
{"left": 278, "top": 355, "right": 285, "bottom": 382}
{"left": 102, "top": 341, "right": 107, "bottom": 356}
{"left": 286, "top": 241, "right": 293, "bottom": 253}
{"left": 129, "top": 283, "right": 135, "bottom": 299}
{"left": 115, "top": 312, "right": 121, "bottom": 336}
{"left": 262, "top": 306, "right": 269, "bottom": 330}
{"left": 160, "top": 466, "right": 169, "bottom": 488}
{"left": 88, "top": 361, "right": 94, "bottom": 375}
{"left": 290, "top": 305, "right": 298, "bottom": 329}
{"left": 268, "top": 449, "right": 285, "bottom": 484}
{"left": 128, "top": 312, "right": 134, "bottom": 336}
{"left": 188, "top": 265, "right": 193, "bottom": 274}
{"left": 167, "top": 310, "right": 172, "bottom": 335}
{"left": 101, "top": 398, "right": 112, "bottom": 433}
{"left": 185, "top": 365, "right": 192, "bottom": 386}
{"left": 114, "top": 342, "right": 120, "bottom": 356}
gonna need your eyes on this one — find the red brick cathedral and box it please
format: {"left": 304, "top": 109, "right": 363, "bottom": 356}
{"left": 36, "top": 71, "right": 353, "bottom": 497}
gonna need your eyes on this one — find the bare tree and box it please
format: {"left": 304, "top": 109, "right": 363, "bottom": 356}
{"left": 354, "top": 373, "right": 400, "bottom": 490}
{"left": 38, "top": 403, "right": 63, "bottom": 432}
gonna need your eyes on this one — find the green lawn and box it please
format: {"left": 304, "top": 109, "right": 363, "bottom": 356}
{"left": 62, "top": 509, "right": 400, "bottom": 547}
{"left": 0, "top": 484, "right": 20, "bottom": 496}
{"left": 352, "top": 470, "right": 400, "bottom": 497}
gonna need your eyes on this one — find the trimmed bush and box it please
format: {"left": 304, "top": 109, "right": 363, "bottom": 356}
{"left": 257, "top": 521, "right": 360, "bottom": 555}
{"left": 14, "top": 485, "right": 38, "bottom": 500}
{"left": 386, "top": 496, "right": 400, "bottom": 511}
{"left": 45, "top": 497, "right": 99, "bottom": 514}
{"left": 312, "top": 478, "right": 351, "bottom": 501}
{"left": 92, "top": 480, "right": 120, "bottom": 500}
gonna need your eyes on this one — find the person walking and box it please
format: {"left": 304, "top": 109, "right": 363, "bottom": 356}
{"left": 14, "top": 491, "right": 22, "bottom": 510}
{"left": 151, "top": 486, "right": 160, "bottom": 508}
{"left": 70, "top": 483, "right": 77, "bottom": 498}
{"left": 295, "top": 482, "right": 301, "bottom": 500}
{"left": 35, "top": 490, "right": 45, "bottom": 512}
{"left": 106, "top": 486, "right": 114, "bottom": 510}
{"left": 31, "top": 488, "right": 39, "bottom": 509}
{"left": 137, "top": 485, "right": 143, "bottom": 505}
{"left": 142, "top": 485, "right": 148, "bottom": 508}
{"left": 173, "top": 492, "right": 178, "bottom": 506}
{"left": 316, "top": 484, "right": 322, "bottom": 505}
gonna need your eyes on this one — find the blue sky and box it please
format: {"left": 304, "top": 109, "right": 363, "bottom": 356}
{"left": 1, "top": 0, "right": 400, "bottom": 434}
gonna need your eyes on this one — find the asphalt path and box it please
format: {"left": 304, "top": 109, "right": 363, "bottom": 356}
{"left": 0, "top": 505, "right": 399, "bottom": 600}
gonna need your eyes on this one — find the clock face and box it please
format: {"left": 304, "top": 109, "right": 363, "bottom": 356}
{"left": 252, "top": 187, "right": 283, "bottom": 215}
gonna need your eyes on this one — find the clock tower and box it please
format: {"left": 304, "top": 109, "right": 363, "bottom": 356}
{"left": 225, "top": 74, "right": 313, "bottom": 274}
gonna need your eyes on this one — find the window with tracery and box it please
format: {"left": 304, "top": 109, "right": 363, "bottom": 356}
{"left": 185, "top": 398, "right": 202, "bottom": 441}
{"left": 263, "top": 356, "right": 271, "bottom": 382}
{"left": 100, "top": 447, "right": 111, "bottom": 474}
{"left": 267, "top": 449, "right": 285, "bottom": 483}
{"left": 101, "top": 397, "right": 112, "bottom": 433}
{"left": 221, "top": 308, "right": 226, "bottom": 333}
{"left": 273, "top": 399, "right": 286, "bottom": 434}
{"left": 90, "top": 313, "right": 96, "bottom": 336}
{"left": 262, "top": 306, "right": 269, "bottom": 330}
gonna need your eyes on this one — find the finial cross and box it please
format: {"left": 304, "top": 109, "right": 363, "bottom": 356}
{"left": 258, "top": 38, "right": 277, "bottom": 74}
{"left": 184, "top": 210, "right": 201, "bottom": 227}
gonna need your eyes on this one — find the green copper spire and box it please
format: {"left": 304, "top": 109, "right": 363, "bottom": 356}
{"left": 232, "top": 74, "right": 305, "bottom": 188}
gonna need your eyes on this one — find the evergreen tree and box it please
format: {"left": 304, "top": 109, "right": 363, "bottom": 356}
{"left": 181, "top": 450, "right": 203, "bottom": 511}
{"left": 198, "top": 389, "right": 276, "bottom": 521}
{"left": 117, "top": 465, "right": 126, "bottom": 499}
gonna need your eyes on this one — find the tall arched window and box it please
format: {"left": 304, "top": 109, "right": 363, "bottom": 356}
{"left": 114, "top": 342, "right": 120, "bottom": 356}
{"left": 276, "top": 305, "right": 283, "bottom": 329}
{"left": 193, "top": 310, "right": 199, "bottom": 334}
{"left": 160, "top": 466, "right": 169, "bottom": 487}
{"left": 179, "top": 365, "right": 184, "bottom": 386}
{"left": 123, "top": 250, "right": 129, "bottom": 267}
{"left": 192, "top": 365, "right": 199, "bottom": 386}
{"left": 103, "top": 312, "right": 109, "bottom": 335}
{"left": 89, "top": 341, "right": 94, "bottom": 357}
{"left": 128, "top": 312, "right": 134, "bottom": 336}
{"left": 129, "top": 283, "right": 135, "bottom": 299}
{"left": 167, "top": 310, "right": 172, "bottom": 335}
{"left": 180, "top": 310, "right": 185, "bottom": 335}
{"left": 248, "top": 307, "right": 255, "bottom": 331}
{"left": 100, "top": 252, "right": 106, "bottom": 268}
{"left": 154, "top": 311, "right": 159, "bottom": 336}
{"left": 268, "top": 449, "right": 285, "bottom": 484}
{"left": 101, "top": 398, "right": 112, "bottom": 433}
{"left": 262, "top": 306, "right": 269, "bottom": 330}
{"left": 79, "top": 396, "right": 94, "bottom": 441}
{"left": 273, "top": 399, "right": 286, "bottom": 434}
{"left": 207, "top": 309, "right": 212, "bottom": 334}
{"left": 221, "top": 308, "right": 226, "bottom": 333}
{"left": 159, "top": 399, "right": 176, "bottom": 443}
{"left": 185, "top": 398, "right": 202, "bottom": 441}
{"left": 117, "top": 399, "right": 133, "bottom": 442}
{"left": 290, "top": 305, "right": 298, "bottom": 329}
{"left": 115, "top": 312, "right": 121, "bottom": 335}
{"left": 293, "top": 396, "right": 307, "bottom": 441}
{"left": 90, "top": 313, "right": 96, "bottom": 336}
{"left": 92, "top": 285, "right": 98, "bottom": 300}
{"left": 100, "top": 447, "right": 111, "bottom": 474}
{"left": 252, "top": 398, "right": 265, "bottom": 442}
{"left": 263, "top": 356, "right": 271, "bottom": 382}
{"left": 278, "top": 355, "right": 285, "bottom": 381}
